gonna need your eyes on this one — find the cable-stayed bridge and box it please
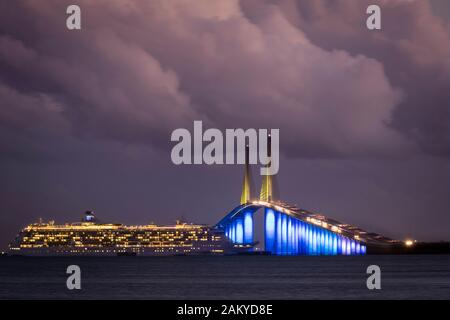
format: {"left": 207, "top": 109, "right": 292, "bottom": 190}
{"left": 215, "top": 145, "right": 395, "bottom": 256}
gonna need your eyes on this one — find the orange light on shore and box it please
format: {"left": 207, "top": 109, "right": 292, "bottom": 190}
{"left": 405, "top": 240, "right": 414, "bottom": 247}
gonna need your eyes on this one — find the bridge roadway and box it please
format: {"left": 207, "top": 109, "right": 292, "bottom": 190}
{"left": 215, "top": 201, "right": 394, "bottom": 255}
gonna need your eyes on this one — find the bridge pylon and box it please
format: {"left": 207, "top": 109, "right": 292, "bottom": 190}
{"left": 260, "top": 133, "right": 279, "bottom": 202}
{"left": 240, "top": 145, "right": 254, "bottom": 205}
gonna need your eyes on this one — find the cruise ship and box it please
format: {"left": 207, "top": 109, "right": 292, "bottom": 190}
{"left": 8, "top": 211, "right": 232, "bottom": 256}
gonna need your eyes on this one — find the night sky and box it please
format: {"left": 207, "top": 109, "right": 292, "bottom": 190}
{"left": 0, "top": 0, "right": 449, "bottom": 250}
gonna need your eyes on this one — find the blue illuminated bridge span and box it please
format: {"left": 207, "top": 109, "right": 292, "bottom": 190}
{"left": 214, "top": 200, "right": 391, "bottom": 256}
{"left": 214, "top": 144, "right": 395, "bottom": 256}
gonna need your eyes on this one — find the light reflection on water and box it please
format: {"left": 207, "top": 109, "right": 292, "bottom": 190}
{"left": 0, "top": 255, "right": 448, "bottom": 299}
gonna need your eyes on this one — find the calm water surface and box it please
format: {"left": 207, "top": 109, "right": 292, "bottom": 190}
{"left": 0, "top": 255, "right": 449, "bottom": 299}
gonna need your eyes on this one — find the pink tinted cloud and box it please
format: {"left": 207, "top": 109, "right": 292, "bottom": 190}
{"left": 1, "top": 0, "right": 447, "bottom": 160}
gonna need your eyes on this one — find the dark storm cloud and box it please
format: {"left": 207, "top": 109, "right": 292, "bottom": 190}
{"left": 0, "top": 1, "right": 199, "bottom": 159}
{"left": 2, "top": 0, "right": 447, "bottom": 160}
{"left": 248, "top": 0, "right": 450, "bottom": 156}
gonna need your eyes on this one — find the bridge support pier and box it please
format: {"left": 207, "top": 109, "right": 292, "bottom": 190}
{"left": 222, "top": 204, "right": 366, "bottom": 256}
{"left": 262, "top": 207, "right": 366, "bottom": 256}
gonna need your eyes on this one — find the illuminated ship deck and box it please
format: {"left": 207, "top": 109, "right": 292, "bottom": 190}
{"left": 9, "top": 212, "right": 231, "bottom": 256}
